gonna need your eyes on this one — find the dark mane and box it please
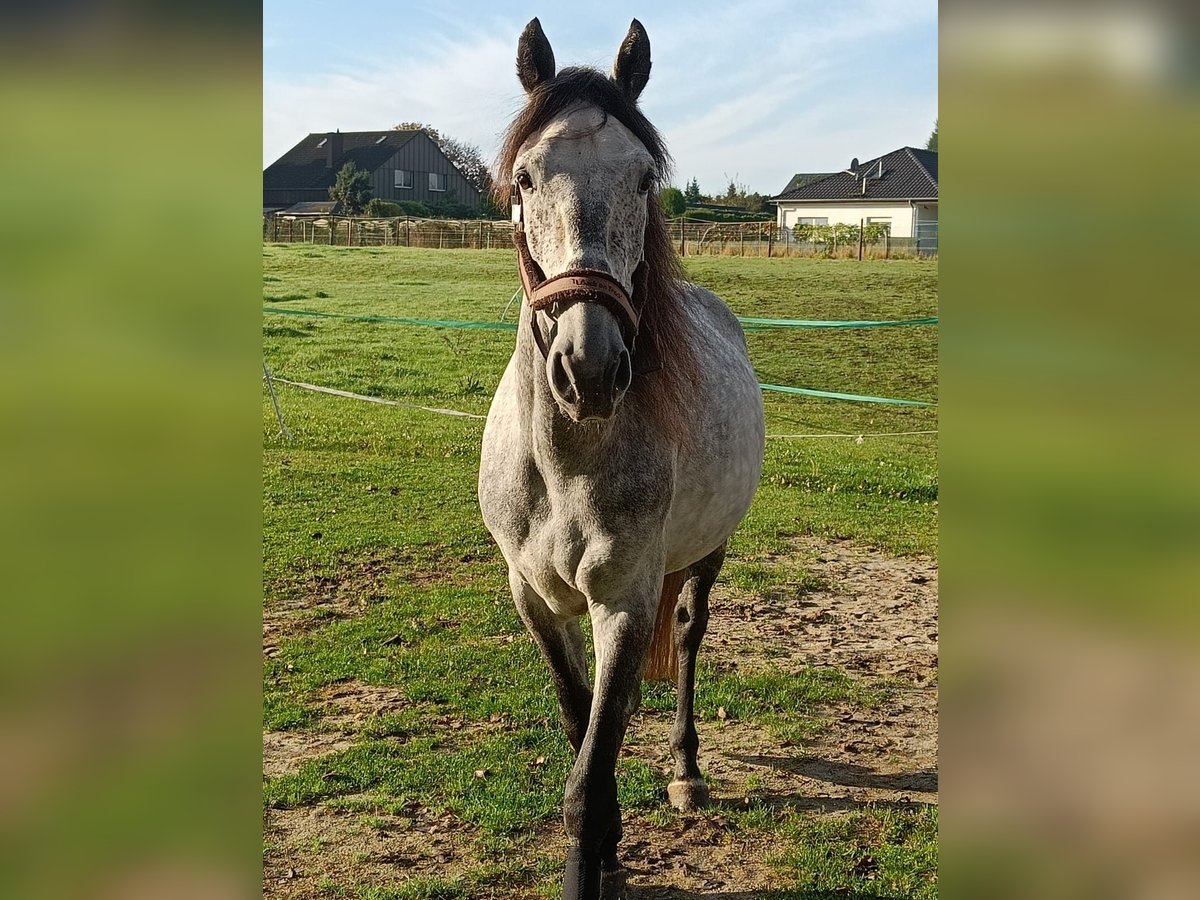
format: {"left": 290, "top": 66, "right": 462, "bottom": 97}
{"left": 496, "top": 67, "right": 701, "bottom": 441}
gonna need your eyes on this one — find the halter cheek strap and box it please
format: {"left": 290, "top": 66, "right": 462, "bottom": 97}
{"left": 511, "top": 184, "right": 648, "bottom": 362}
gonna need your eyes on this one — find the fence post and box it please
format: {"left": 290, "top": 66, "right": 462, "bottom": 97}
{"left": 740, "top": 228, "right": 744, "bottom": 256}
{"left": 885, "top": 230, "right": 890, "bottom": 259}
{"left": 405, "top": 217, "right": 411, "bottom": 247}
{"left": 679, "top": 219, "right": 686, "bottom": 256}
{"left": 858, "top": 218, "right": 864, "bottom": 261}
{"left": 767, "top": 225, "right": 773, "bottom": 258}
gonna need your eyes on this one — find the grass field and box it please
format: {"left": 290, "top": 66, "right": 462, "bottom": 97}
{"left": 263, "top": 245, "right": 938, "bottom": 899}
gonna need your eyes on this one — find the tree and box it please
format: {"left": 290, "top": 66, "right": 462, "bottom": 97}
{"left": 743, "top": 192, "right": 769, "bottom": 214}
{"left": 659, "top": 186, "right": 686, "bottom": 217}
{"left": 329, "top": 161, "right": 372, "bottom": 214}
{"left": 927, "top": 119, "right": 938, "bottom": 152}
{"left": 684, "top": 177, "right": 701, "bottom": 204}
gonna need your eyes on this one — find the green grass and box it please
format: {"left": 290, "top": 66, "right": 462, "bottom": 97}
{"left": 263, "top": 244, "right": 937, "bottom": 896}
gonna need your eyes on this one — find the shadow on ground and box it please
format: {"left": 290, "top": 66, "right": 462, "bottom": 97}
{"left": 728, "top": 754, "right": 938, "bottom": 794}
{"left": 629, "top": 889, "right": 900, "bottom": 899}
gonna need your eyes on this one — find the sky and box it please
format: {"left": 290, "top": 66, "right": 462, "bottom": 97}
{"left": 264, "top": 0, "right": 937, "bottom": 195}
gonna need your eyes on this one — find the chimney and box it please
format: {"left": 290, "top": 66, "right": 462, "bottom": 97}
{"left": 325, "top": 130, "right": 343, "bottom": 168}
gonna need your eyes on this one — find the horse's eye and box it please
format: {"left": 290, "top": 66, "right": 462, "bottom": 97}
{"left": 638, "top": 172, "right": 653, "bottom": 194}
{"left": 515, "top": 170, "right": 534, "bottom": 191}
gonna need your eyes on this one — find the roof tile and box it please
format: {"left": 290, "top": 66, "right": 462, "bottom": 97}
{"left": 773, "top": 147, "right": 937, "bottom": 202}
{"left": 263, "top": 131, "right": 420, "bottom": 191}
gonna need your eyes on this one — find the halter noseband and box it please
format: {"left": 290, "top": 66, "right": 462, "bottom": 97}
{"left": 511, "top": 183, "right": 648, "bottom": 361}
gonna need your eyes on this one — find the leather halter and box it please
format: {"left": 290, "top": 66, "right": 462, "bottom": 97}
{"left": 511, "top": 183, "right": 648, "bottom": 362}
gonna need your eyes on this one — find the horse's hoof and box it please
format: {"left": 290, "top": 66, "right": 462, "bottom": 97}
{"left": 667, "top": 777, "right": 709, "bottom": 811}
{"left": 599, "top": 865, "right": 628, "bottom": 899}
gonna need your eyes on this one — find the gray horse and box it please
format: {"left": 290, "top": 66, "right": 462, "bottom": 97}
{"left": 479, "top": 18, "right": 765, "bottom": 899}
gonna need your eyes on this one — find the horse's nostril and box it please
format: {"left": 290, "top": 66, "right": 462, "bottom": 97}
{"left": 613, "top": 349, "right": 632, "bottom": 397}
{"left": 550, "top": 351, "right": 576, "bottom": 402}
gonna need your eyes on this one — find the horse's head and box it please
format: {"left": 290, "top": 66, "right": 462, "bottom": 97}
{"left": 509, "top": 18, "right": 657, "bottom": 422}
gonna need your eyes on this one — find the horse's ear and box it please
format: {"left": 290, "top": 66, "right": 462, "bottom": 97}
{"left": 612, "top": 18, "right": 651, "bottom": 102}
{"left": 516, "top": 18, "right": 556, "bottom": 93}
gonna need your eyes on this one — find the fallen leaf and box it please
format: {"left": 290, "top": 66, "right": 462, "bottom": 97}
{"left": 474, "top": 769, "right": 488, "bottom": 779}
{"left": 716, "top": 706, "right": 728, "bottom": 721}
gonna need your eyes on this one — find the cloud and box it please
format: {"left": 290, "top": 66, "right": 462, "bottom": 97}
{"left": 264, "top": 26, "right": 525, "bottom": 169}
{"left": 264, "top": 1, "right": 937, "bottom": 191}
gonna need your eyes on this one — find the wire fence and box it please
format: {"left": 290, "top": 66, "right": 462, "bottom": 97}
{"left": 263, "top": 215, "right": 517, "bottom": 250}
{"left": 263, "top": 214, "right": 938, "bottom": 258}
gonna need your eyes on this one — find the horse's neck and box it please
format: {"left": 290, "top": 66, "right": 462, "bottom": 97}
{"left": 514, "top": 308, "right": 617, "bottom": 476}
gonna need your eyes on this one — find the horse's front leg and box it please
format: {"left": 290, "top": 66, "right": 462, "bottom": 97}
{"left": 510, "top": 571, "right": 593, "bottom": 755}
{"left": 561, "top": 578, "right": 657, "bottom": 900}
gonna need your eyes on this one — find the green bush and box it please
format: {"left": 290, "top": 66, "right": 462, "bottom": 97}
{"left": 363, "top": 199, "right": 433, "bottom": 218}
{"left": 680, "top": 206, "right": 770, "bottom": 223}
{"left": 792, "top": 222, "right": 891, "bottom": 245}
{"left": 428, "top": 199, "right": 488, "bottom": 220}
{"left": 363, "top": 199, "right": 404, "bottom": 218}
{"left": 394, "top": 200, "right": 433, "bottom": 217}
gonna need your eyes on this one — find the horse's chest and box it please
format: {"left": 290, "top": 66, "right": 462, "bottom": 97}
{"left": 486, "top": 468, "right": 664, "bottom": 611}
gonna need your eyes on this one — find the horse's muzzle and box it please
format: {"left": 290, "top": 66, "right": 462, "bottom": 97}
{"left": 548, "top": 343, "right": 632, "bottom": 421}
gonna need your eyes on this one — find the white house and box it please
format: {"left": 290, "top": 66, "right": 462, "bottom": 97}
{"left": 772, "top": 147, "right": 937, "bottom": 250}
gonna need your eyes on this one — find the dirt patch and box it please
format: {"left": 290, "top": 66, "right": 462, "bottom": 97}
{"left": 262, "top": 549, "right": 470, "bottom": 655}
{"left": 616, "top": 537, "right": 937, "bottom": 896}
{"left": 263, "top": 731, "right": 356, "bottom": 778}
{"left": 621, "top": 812, "right": 783, "bottom": 897}
{"left": 701, "top": 536, "right": 938, "bottom": 797}
{"left": 315, "top": 680, "right": 411, "bottom": 729}
{"left": 263, "top": 553, "right": 402, "bottom": 657}
{"left": 262, "top": 538, "right": 937, "bottom": 898}
{"left": 263, "top": 800, "right": 478, "bottom": 899}
{"left": 709, "top": 536, "right": 938, "bottom": 684}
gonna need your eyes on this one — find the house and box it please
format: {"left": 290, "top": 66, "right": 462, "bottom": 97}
{"left": 772, "top": 147, "right": 937, "bottom": 250}
{"left": 263, "top": 129, "right": 481, "bottom": 213}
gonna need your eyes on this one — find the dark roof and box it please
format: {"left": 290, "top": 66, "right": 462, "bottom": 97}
{"left": 263, "top": 131, "right": 420, "bottom": 191}
{"left": 777, "top": 172, "right": 833, "bottom": 195}
{"left": 773, "top": 148, "right": 937, "bottom": 202}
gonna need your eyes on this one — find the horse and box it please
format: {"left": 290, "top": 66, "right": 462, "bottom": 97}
{"left": 478, "top": 18, "right": 765, "bottom": 899}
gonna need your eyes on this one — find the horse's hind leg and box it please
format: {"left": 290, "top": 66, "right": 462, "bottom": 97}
{"left": 667, "top": 541, "right": 726, "bottom": 811}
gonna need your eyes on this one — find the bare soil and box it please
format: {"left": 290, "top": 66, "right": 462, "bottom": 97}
{"left": 262, "top": 537, "right": 938, "bottom": 898}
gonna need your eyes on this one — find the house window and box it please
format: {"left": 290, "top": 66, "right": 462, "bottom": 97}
{"left": 796, "top": 217, "right": 828, "bottom": 226}
{"left": 866, "top": 217, "right": 892, "bottom": 228}
{"left": 394, "top": 170, "right": 413, "bottom": 190}
{"left": 429, "top": 172, "right": 448, "bottom": 192}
